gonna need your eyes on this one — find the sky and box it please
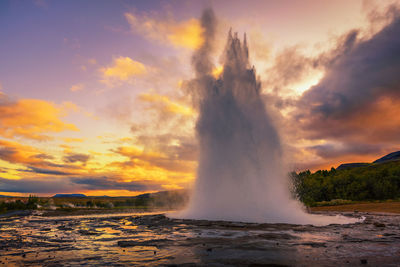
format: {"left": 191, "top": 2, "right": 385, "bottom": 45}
{"left": 1, "top": 0, "right": 400, "bottom": 196}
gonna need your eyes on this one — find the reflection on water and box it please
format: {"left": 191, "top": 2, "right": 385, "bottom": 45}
{"left": 0, "top": 211, "right": 399, "bottom": 266}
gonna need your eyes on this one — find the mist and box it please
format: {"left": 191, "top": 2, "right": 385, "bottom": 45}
{"left": 171, "top": 9, "right": 359, "bottom": 225}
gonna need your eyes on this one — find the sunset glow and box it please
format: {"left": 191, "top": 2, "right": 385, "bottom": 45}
{"left": 1, "top": 0, "right": 400, "bottom": 196}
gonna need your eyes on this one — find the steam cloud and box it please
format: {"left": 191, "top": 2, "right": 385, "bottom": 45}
{"left": 296, "top": 11, "right": 400, "bottom": 145}
{"left": 172, "top": 9, "right": 360, "bottom": 225}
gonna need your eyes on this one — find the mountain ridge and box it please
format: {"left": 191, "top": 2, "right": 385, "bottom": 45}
{"left": 337, "top": 150, "right": 400, "bottom": 170}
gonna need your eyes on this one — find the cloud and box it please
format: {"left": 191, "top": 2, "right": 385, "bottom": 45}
{"left": 294, "top": 12, "right": 400, "bottom": 145}
{"left": 125, "top": 11, "right": 204, "bottom": 49}
{"left": 111, "top": 144, "right": 196, "bottom": 174}
{"left": 70, "top": 83, "right": 84, "bottom": 92}
{"left": 33, "top": 153, "right": 55, "bottom": 160}
{"left": 100, "top": 56, "right": 147, "bottom": 86}
{"left": 274, "top": 10, "right": 400, "bottom": 169}
{"left": 0, "top": 94, "right": 79, "bottom": 141}
{"left": 102, "top": 57, "right": 146, "bottom": 80}
{"left": 121, "top": 90, "right": 198, "bottom": 175}
{"left": 297, "top": 95, "right": 400, "bottom": 145}
{"left": 0, "top": 177, "right": 75, "bottom": 193}
{"left": 101, "top": 95, "right": 135, "bottom": 122}
{"left": 263, "top": 45, "right": 321, "bottom": 96}
{"left": 261, "top": 29, "right": 363, "bottom": 97}
{"left": 62, "top": 137, "right": 84, "bottom": 143}
{"left": 308, "top": 142, "right": 385, "bottom": 160}
{"left": 70, "top": 176, "right": 153, "bottom": 191}
{"left": 167, "top": 18, "right": 204, "bottom": 49}
{"left": 0, "top": 176, "right": 159, "bottom": 194}
{"left": 63, "top": 153, "right": 90, "bottom": 164}
{"left": 138, "top": 92, "right": 194, "bottom": 117}
{"left": 0, "top": 138, "right": 167, "bottom": 193}
{"left": 0, "top": 139, "right": 46, "bottom": 166}
{"left": 267, "top": 46, "right": 314, "bottom": 87}
{"left": 24, "top": 166, "right": 72, "bottom": 176}
{"left": 0, "top": 140, "right": 78, "bottom": 175}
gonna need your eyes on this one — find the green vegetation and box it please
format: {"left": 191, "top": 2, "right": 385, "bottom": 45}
{"left": 50, "top": 190, "right": 188, "bottom": 210}
{"left": 290, "top": 161, "right": 400, "bottom": 206}
{"left": 0, "top": 195, "right": 39, "bottom": 214}
{"left": 312, "top": 199, "right": 354, "bottom": 207}
{"left": 0, "top": 190, "right": 189, "bottom": 215}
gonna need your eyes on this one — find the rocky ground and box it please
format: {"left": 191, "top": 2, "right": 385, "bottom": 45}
{"left": 0, "top": 211, "right": 399, "bottom": 266}
{"left": 311, "top": 202, "right": 400, "bottom": 213}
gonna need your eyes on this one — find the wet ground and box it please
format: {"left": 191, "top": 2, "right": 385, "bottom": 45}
{"left": 0, "top": 211, "right": 399, "bottom": 266}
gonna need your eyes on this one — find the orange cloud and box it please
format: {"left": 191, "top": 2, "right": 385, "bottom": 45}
{"left": 115, "top": 145, "right": 162, "bottom": 160}
{"left": 63, "top": 137, "right": 84, "bottom": 143}
{"left": 111, "top": 145, "right": 196, "bottom": 174}
{"left": 0, "top": 140, "right": 80, "bottom": 174}
{"left": 167, "top": 18, "right": 204, "bottom": 49}
{"left": 139, "top": 93, "right": 194, "bottom": 116}
{"left": 0, "top": 95, "right": 79, "bottom": 141}
{"left": 100, "top": 56, "right": 147, "bottom": 86}
{"left": 300, "top": 95, "right": 400, "bottom": 145}
{"left": 289, "top": 95, "right": 400, "bottom": 171}
{"left": 0, "top": 138, "right": 194, "bottom": 195}
{"left": 353, "top": 96, "right": 400, "bottom": 142}
{"left": 0, "top": 139, "right": 43, "bottom": 166}
{"left": 125, "top": 12, "right": 204, "bottom": 49}
{"left": 102, "top": 57, "right": 146, "bottom": 80}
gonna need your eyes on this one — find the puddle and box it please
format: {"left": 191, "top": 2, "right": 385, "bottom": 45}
{"left": 0, "top": 212, "right": 399, "bottom": 266}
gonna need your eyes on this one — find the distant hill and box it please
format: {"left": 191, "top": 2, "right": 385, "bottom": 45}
{"left": 337, "top": 163, "right": 369, "bottom": 170}
{"left": 132, "top": 190, "right": 190, "bottom": 209}
{"left": 337, "top": 150, "right": 400, "bottom": 170}
{"left": 0, "top": 195, "right": 17, "bottom": 198}
{"left": 53, "top": 194, "right": 87, "bottom": 198}
{"left": 373, "top": 151, "right": 400, "bottom": 164}
{"left": 134, "top": 193, "right": 151, "bottom": 199}
{"left": 136, "top": 190, "right": 188, "bottom": 199}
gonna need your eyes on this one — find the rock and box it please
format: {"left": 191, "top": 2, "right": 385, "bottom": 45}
{"left": 258, "top": 233, "right": 298, "bottom": 240}
{"left": 383, "top": 233, "right": 395, "bottom": 236}
{"left": 301, "top": 242, "right": 327, "bottom": 247}
{"left": 57, "top": 225, "right": 73, "bottom": 231}
{"left": 118, "top": 241, "right": 141, "bottom": 247}
{"left": 373, "top": 222, "right": 385, "bottom": 227}
{"left": 78, "top": 230, "right": 99, "bottom": 235}
{"left": 117, "top": 239, "right": 170, "bottom": 247}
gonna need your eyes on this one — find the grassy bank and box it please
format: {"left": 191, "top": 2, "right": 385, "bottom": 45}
{"left": 40, "top": 207, "right": 158, "bottom": 217}
{"left": 0, "top": 195, "right": 39, "bottom": 215}
{"left": 310, "top": 201, "right": 400, "bottom": 213}
{"left": 0, "top": 190, "right": 188, "bottom": 216}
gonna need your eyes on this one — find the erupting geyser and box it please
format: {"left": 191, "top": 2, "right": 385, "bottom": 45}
{"left": 172, "top": 9, "right": 360, "bottom": 225}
